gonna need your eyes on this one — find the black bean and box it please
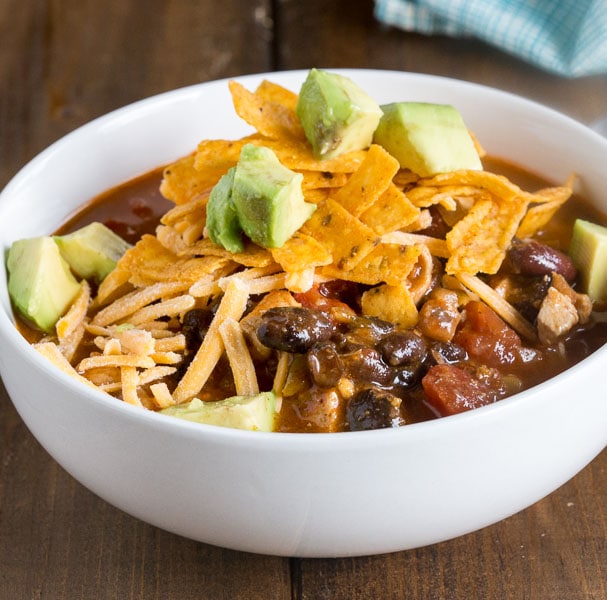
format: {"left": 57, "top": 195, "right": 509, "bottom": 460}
{"left": 344, "top": 316, "right": 395, "bottom": 347}
{"left": 307, "top": 342, "right": 344, "bottom": 388}
{"left": 392, "top": 364, "right": 423, "bottom": 388}
{"left": 341, "top": 347, "right": 393, "bottom": 386}
{"left": 346, "top": 388, "right": 401, "bottom": 431}
{"left": 379, "top": 331, "right": 428, "bottom": 366}
{"left": 182, "top": 308, "right": 214, "bottom": 351}
{"left": 429, "top": 341, "right": 468, "bottom": 364}
{"left": 508, "top": 239, "right": 577, "bottom": 282}
{"left": 257, "top": 307, "right": 337, "bottom": 354}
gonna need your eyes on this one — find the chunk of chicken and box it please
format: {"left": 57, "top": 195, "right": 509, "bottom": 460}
{"left": 536, "top": 273, "right": 592, "bottom": 344}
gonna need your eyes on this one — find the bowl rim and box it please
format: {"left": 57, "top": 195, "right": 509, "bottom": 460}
{"left": 1, "top": 67, "right": 606, "bottom": 445}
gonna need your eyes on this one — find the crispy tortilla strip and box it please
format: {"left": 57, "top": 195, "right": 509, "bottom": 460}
{"left": 381, "top": 231, "right": 449, "bottom": 259}
{"left": 332, "top": 144, "right": 400, "bottom": 217}
{"left": 119, "top": 235, "right": 230, "bottom": 288}
{"left": 301, "top": 170, "right": 349, "bottom": 190}
{"left": 160, "top": 153, "right": 211, "bottom": 205}
{"left": 240, "top": 273, "right": 287, "bottom": 295}
{"left": 140, "top": 366, "right": 177, "bottom": 386}
{"left": 270, "top": 232, "right": 332, "bottom": 272}
{"left": 407, "top": 245, "right": 435, "bottom": 304}
{"left": 255, "top": 79, "right": 299, "bottom": 110}
{"left": 302, "top": 198, "right": 380, "bottom": 272}
{"left": 193, "top": 136, "right": 259, "bottom": 181}
{"left": 456, "top": 272, "right": 537, "bottom": 342}
{"left": 407, "top": 185, "right": 481, "bottom": 208}
{"left": 360, "top": 283, "right": 418, "bottom": 328}
{"left": 272, "top": 351, "right": 291, "bottom": 401}
{"left": 150, "top": 351, "right": 182, "bottom": 365}
{"left": 58, "top": 318, "right": 87, "bottom": 363}
{"left": 34, "top": 342, "right": 99, "bottom": 389}
{"left": 218, "top": 317, "right": 259, "bottom": 396}
{"left": 173, "top": 278, "right": 250, "bottom": 403}
{"left": 322, "top": 243, "right": 421, "bottom": 286}
{"left": 128, "top": 294, "right": 195, "bottom": 326}
{"left": 419, "top": 170, "right": 522, "bottom": 201}
{"left": 56, "top": 281, "right": 90, "bottom": 342}
{"left": 115, "top": 328, "right": 156, "bottom": 356}
{"left": 220, "top": 136, "right": 366, "bottom": 173}
{"left": 446, "top": 196, "right": 529, "bottom": 275}
{"left": 393, "top": 169, "right": 420, "bottom": 189}
{"left": 77, "top": 354, "right": 156, "bottom": 372}
{"left": 161, "top": 194, "right": 208, "bottom": 227}
{"left": 154, "top": 334, "right": 186, "bottom": 353}
{"left": 156, "top": 225, "right": 187, "bottom": 254}
{"left": 284, "top": 267, "right": 315, "bottom": 293}
{"left": 92, "top": 281, "right": 190, "bottom": 327}
{"left": 95, "top": 266, "right": 133, "bottom": 307}
{"left": 181, "top": 238, "right": 275, "bottom": 268}
{"left": 229, "top": 80, "right": 305, "bottom": 142}
{"left": 121, "top": 366, "right": 142, "bottom": 407}
{"left": 150, "top": 382, "right": 176, "bottom": 409}
{"left": 517, "top": 185, "right": 573, "bottom": 239}
{"left": 359, "top": 183, "right": 420, "bottom": 234}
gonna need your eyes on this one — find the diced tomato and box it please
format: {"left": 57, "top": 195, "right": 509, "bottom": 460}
{"left": 294, "top": 283, "right": 355, "bottom": 313}
{"left": 454, "top": 301, "right": 525, "bottom": 368}
{"left": 422, "top": 363, "right": 499, "bottom": 416}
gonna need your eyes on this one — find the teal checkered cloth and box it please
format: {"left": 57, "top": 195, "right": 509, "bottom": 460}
{"left": 374, "top": 0, "right": 607, "bottom": 77}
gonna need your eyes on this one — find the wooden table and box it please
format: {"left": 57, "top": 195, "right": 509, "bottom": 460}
{"left": 1, "top": 2, "right": 606, "bottom": 598}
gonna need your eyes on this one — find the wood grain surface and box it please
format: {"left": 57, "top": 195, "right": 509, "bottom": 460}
{"left": 1, "top": 1, "right": 606, "bottom": 598}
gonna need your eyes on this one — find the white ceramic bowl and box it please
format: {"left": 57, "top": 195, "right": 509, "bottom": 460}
{"left": 1, "top": 70, "right": 606, "bottom": 558}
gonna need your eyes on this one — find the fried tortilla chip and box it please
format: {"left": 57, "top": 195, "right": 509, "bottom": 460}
{"left": 302, "top": 197, "right": 380, "bottom": 272}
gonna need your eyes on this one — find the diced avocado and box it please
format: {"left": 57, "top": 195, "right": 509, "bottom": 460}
{"left": 205, "top": 167, "right": 244, "bottom": 253}
{"left": 231, "top": 144, "right": 316, "bottom": 248}
{"left": 161, "top": 391, "right": 276, "bottom": 432}
{"left": 296, "top": 68, "right": 382, "bottom": 160}
{"left": 569, "top": 218, "right": 607, "bottom": 302}
{"left": 373, "top": 102, "right": 482, "bottom": 177}
{"left": 7, "top": 236, "right": 82, "bottom": 333}
{"left": 54, "top": 222, "right": 131, "bottom": 282}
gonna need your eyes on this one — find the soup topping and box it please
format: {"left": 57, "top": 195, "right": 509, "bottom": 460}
{"left": 6, "top": 69, "right": 607, "bottom": 432}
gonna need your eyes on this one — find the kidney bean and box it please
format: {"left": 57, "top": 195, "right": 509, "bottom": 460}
{"left": 379, "top": 331, "right": 428, "bottom": 366}
{"left": 307, "top": 342, "right": 344, "bottom": 388}
{"left": 257, "top": 307, "right": 337, "bottom": 354}
{"left": 346, "top": 388, "right": 401, "bottom": 431}
{"left": 508, "top": 239, "right": 577, "bottom": 282}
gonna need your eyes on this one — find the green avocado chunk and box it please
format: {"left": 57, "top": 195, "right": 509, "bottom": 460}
{"left": 296, "top": 68, "right": 383, "bottom": 160}
{"left": 231, "top": 144, "right": 316, "bottom": 248}
{"left": 54, "top": 221, "right": 131, "bottom": 282}
{"left": 161, "top": 391, "right": 276, "bottom": 432}
{"left": 206, "top": 167, "right": 244, "bottom": 253}
{"left": 7, "top": 236, "right": 82, "bottom": 333}
{"left": 373, "top": 102, "right": 482, "bottom": 177}
{"left": 569, "top": 218, "right": 607, "bottom": 303}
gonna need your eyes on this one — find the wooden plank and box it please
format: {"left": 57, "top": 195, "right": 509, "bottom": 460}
{"left": 0, "top": 2, "right": 291, "bottom": 599}
{"left": 0, "top": 0, "right": 274, "bottom": 190}
{"left": 293, "top": 454, "right": 607, "bottom": 599}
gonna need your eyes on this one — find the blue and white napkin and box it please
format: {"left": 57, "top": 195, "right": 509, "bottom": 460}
{"left": 374, "top": 0, "right": 607, "bottom": 78}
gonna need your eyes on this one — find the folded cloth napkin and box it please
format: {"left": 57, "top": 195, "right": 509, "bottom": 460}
{"left": 374, "top": 0, "right": 607, "bottom": 77}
